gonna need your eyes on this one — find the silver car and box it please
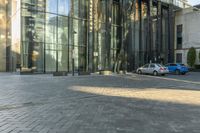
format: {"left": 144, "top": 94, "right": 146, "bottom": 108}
{"left": 136, "top": 63, "right": 169, "bottom": 76}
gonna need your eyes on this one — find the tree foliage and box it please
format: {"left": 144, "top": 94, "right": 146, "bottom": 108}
{"left": 187, "top": 47, "right": 196, "bottom": 67}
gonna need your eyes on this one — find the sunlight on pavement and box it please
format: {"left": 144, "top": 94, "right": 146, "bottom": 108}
{"left": 71, "top": 86, "right": 200, "bottom": 106}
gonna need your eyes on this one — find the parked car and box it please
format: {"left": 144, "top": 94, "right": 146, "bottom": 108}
{"left": 136, "top": 63, "right": 169, "bottom": 76}
{"left": 165, "top": 63, "right": 189, "bottom": 75}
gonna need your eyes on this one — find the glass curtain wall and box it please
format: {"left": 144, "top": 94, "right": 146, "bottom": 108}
{"left": 124, "top": 0, "right": 142, "bottom": 71}
{"left": 161, "top": 7, "right": 169, "bottom": 64}
{"left": 21, "top": 0, "right": 88, "bottom": 73}
{"left": 124, "top": 0, "right": 172, "bottom": 71}
{"left": 151, "top": 1, "right": 158, "bottom": 62}
{"left": 89, "top": 0, "right": 120, "bottom": 72}
{"left": 140, "top": 1, "right": 148, "bottom": 66}
{"left": 1, "top": 0, "right": 11, "bottom": 71}
{"left": 21, "top": 0, "right": 45, "bottom": 72}
{"left": 111, "top": 1, "right": 120, "bottom": 71}
{"left": 70, "top": 0, "right": 88, "bottom": 72}
{"left": 133, "top": 0, "right": 140, "bottom": 70}
{"left": 95, "top": 0, "right": 106, "bottom": 71}
{"left": 20, "top": 0, "right": 173, "bottom": 73}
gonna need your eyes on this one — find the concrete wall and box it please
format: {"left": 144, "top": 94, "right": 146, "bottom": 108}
{"left": 175, "top": 8, "right": 200, "bottom": 65}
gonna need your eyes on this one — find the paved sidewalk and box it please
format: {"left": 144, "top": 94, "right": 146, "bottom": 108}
{"left": 0, "top": 73, "right": 200, "bottom": 133}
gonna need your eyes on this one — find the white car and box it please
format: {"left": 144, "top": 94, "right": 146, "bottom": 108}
{"left": 136, "top": 63, "right": 169, "bottom": 76}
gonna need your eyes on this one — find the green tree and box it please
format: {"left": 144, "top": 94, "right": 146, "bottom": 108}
{"left": 187, "top": 47, "right": 196, "bottom": 67}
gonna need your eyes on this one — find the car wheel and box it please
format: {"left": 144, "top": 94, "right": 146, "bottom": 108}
{"left": 175, "top": 70, "right": 180, "bottom": 75}
{"left": 138, "top": 70, "right": 142, "bottom": 75}
{"left": 153, "top": 71, "right": 158, "bottom": 76}
{"left": 161, "top": 74, "right": 165, "bottom": 76}
{"left": 181, "top": 72, "right": 186, "bottom": 75}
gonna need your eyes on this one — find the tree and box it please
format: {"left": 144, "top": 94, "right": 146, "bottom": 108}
{"left": 187, "top": 47, "right": 196, "bottom": 67}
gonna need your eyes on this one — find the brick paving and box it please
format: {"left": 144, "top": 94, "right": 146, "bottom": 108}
{"left": 0, "top": 73, "right": 200, "bottom": 133}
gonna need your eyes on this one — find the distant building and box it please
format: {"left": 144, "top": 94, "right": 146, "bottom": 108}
{"left": 175, "top": 7, "right": 200, "bottom": 65}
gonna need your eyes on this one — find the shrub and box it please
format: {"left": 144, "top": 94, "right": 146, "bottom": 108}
{"left": 187, "top": 47, "right": 196, "bottom": 67}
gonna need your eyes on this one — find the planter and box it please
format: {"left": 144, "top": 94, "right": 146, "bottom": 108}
{"left": 99, "top": 70, "right": 112, "bottom": 75}
{"left": 20, "top": 68, "right": 33, "bottom": 75}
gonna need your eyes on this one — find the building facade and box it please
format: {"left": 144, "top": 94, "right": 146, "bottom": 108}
{"left": 0, "top": 0, "right": 189, "bottom": 73}
{"left": 0, "top": 0, "right": 10, "bottom": 71}
{"left": 175, "top": 7, "right": 200, "bottom": 65}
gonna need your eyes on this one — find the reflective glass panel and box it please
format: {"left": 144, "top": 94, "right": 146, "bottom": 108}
{"left": 46, "top": 0, "right": 57, "bottom": 13}
{"left": 58, "top": 0, "right": 71, "bottom": 16}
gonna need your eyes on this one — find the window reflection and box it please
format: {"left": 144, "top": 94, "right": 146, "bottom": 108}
{"left": 45, "top": 13, "right": 57, "bottom": 72}
{"left": 46, "top": 0, "right": 57, "bottom": 13}
{"left": 58, "top": 0, "right": 71, "bottom": 16}
{"left": 22, "top": 0, "right": 45, "bottom": 11}
{"left": 21, "top": 8, "right": 45, "bottom": 72}
{"left": 72, "top": 18, "right": 87, "bottom": 72}
{"left": 19, "top": 0, "right": 173, "bottom": 73}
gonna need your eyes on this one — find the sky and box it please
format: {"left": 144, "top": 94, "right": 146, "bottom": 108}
{"left": 188, "top": 0, "right": 200, "bottom": 5}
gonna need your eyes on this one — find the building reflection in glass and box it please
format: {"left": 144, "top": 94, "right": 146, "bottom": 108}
{"left": 5, "top": 0, "right": 177, "bottom": 73}
{"left": 0, "top": 0, "right": 7, "bottom": 71}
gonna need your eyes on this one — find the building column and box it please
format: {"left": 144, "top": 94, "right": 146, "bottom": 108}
{"left": 147, "top": 0, "right": 153, "bottom": 62}
{"left": 168, "top": 4, "right": 175, "bottom": 63}
{"left": 88, "top": 0, "right": 94, "bottom": 72}
{"left": 138, "top": 0, "right": 142, "bottom": 66}
{"left": 104, "top": 0, "right": 112, "bottom": 70}
{"left": 156, "top": 0, "right": 162, "bottom": 63}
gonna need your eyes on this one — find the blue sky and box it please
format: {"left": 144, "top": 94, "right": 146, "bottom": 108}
{"left": 188, "top": 0, "right": 200, "bottom": 5}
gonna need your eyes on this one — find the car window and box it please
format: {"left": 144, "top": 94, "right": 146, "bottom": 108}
{"left": 143, "top": 64, "right": 149, "bottom": 68}
{"left": 180, "top": 64, "right": 185, "bottom": 66}
{"left": 150, "top": 64, "right": 155, "bottom": 68}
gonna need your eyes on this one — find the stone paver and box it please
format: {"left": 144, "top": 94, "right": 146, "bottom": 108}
{"left": 0, "top": 72, "right": 200, "bottom": 133}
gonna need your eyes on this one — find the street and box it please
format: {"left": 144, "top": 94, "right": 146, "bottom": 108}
{"left": 0, "top": 72, "right": 200, "bottom": 133}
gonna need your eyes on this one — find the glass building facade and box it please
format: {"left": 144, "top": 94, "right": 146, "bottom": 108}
{"left": 2, "top": 0, "right": 187, "bottom": 73}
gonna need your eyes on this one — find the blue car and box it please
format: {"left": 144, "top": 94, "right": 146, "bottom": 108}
{"left": 165, "top": 63, "right": 189, "bottom": 75}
